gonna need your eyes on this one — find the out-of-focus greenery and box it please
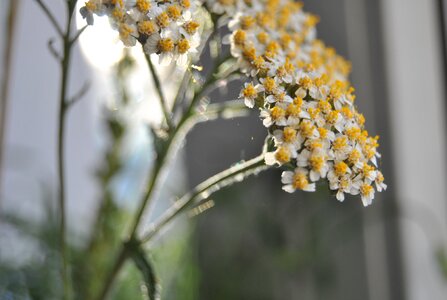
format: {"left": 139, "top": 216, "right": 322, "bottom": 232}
{"left": 0, "top": 51, "right": 199, "bottom": 300}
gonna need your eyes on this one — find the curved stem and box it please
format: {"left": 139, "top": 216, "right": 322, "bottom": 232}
{"left": 141, "top": 154, "right": 268, "bottom": 243}
{"left": 128, "top": 54, "right": 235, "bottom": 239}
{"left": 34, "top": 0, "right": 63, "bottom": 37}
{"left": 145, "top": 54, "right": 173, "bottom": 129}
{"left": 58, "top": 7, "right": 76, "bottom": 299}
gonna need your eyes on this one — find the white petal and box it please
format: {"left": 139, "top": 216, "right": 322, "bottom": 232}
{"left": 264, "top": 152, "right": 276, "bottom": 165}
{"left": 336, "top": 191, "right": 345, "bottom": 202}
{"left": 281, "top": 171, "right": 294, "bottom": 184}
{"left": 244, "top": 97, "right": 255, "bottom": 108}
{"left": 282, "top": 184, "right": 296, "bottom": 193}
{"left": 309, "top": 170, "right": 320, "bottom": 182}
{"left": 303, "top": 183, "right": 316, "bottom": 192}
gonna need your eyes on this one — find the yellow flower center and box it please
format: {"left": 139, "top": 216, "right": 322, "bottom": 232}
{"left": 257, "top": 32, "right": 269, "bottom": 44}
{"left": 138, "top": 20, "right": 157, "bottom": 35}
{"left": 180, "top": 0, "right": 191, "bottom": 8}
{"left": 299, "top": 77, "right": 313, "bottom": 89}
{"left": 326, "top": 110, "right": 339, "bottom": 124}
{"left": 233, "top": 30, "right": 246, "bottom": 46}
{"left": 362, "top": 164, "right": 375, "bottom": 178}
{"left": 85, "top": 1, "right": 97, "bottom": 11}
{"left": 240, "top": 15, "right": 256, "bottom": 30}
{"left": 167, "top": 5, "right": 182, "bottom": 20}
{"left": 242, "top": 84, "right": 257, "bottom": 98}
{"left": 283, "top": 127, "right": 297, "bottom": 143}
{"left": 293, "top": 173, "right": 309, "bottom": 190}
{"left": 334, "top": 161, "right": 348, "bottom": 176}
{"left": 157, "top": 38, "right": 174, "bottom": 52}
{"left": 356, "top": 113, "right": 366, "bottom": 126}
{"left": 376, "top": 172, "right": 385, "bottom": 183}
{"left": 341, "top": 106, "right": 353, "bottom": 119}
{"left": 299, "top": 120, "right": 315, "bottom": 138}
{"left": 275, "top": 147, "right": 291, "bottom": 164}
{"left": 332, "top": 136, "right": 347, "bottom": 151}
{"left": 360, "top": 183, "right": 373, "bottom": 196}
{"left": 309, "top": 155, "right": 324, "bottom": 172}
{"left": 156, "top": 12, "right": 170, "bottom": 28}
{"left": 317, "top": 127, "right": 328, "bottom": 139}
{"left": 286, "top": 103, "right": 301, "bottom": 117}
{"left": 136, "top": 0, "right": 151, "bottom": 13}
{"left": 119, "top": 24, "right": 133, "bottom": 39}
{"left": 218, "top": 0, "right": 235, "bottom": 5}
{"left": 112, "top": 8, "right": 124, "bottom": 21}
{"left": 346, "top": 127, "right": 361, "bottom": 141}
{"left": 294, "top": 96, "right": 303, "bottom": 106}
{"left": 270, "top": 106, "right": 285, "bottom": 120}
{"left": 308, "top": 140, "right": 323, "bottom": 151}
{"left": 348, "top": 149, "right": 361, "bottom": 164}
{"left": 262, "top": 77, "right": 276, "bottom": 93}
{"left": 184, "top": 21, "right": 200, "bottom": 35}
{"left": 242, "top": 46, "right": 256, "bottom": 62}
{"left": 318, "top": 100, "right": 331, "bottom": 113}
{"left": 308, "top": 107, "right": 320, "bottom": 119}
{"left": 177, "top": 39, "right": 190, "bottom": 54}
{"left": 253, "top": 56, "right": 265, "bottom": 69}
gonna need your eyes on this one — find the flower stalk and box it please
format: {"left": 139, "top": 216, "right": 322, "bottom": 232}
{"left": 145, "top": 54, "right": 174, "bottom": 130}
{"left": 35, "top": 1, "right": 83, "bottom": 299}
{"left": 141, "top": 153, "right": 268, "bottom": 243}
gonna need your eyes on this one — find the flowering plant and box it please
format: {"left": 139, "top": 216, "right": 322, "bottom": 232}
{"left": 33, "top": 0, "right": 386, "bottom": 298}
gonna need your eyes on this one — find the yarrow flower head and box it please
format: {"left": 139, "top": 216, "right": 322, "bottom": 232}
{"left": 80, "top": 0, "right": 387, "bottom": 206}
{"left": 210, "top": 0, "right": 386, "bottom": 206}
{"left": 80, "top": 0, "right": 201, "bottom": 65}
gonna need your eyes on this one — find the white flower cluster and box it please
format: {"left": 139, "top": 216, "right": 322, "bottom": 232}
{"left": 80, "top": 0, "right": 201, "bottom": 65}
{"left": 210, "top": 0, "right": 386, "bottom": 206}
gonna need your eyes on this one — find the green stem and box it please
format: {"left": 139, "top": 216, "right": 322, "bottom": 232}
{"left": 145, "top": 54, "right": 173, "bottom": 129}
{"left": 95, "top": 243, "right": 129, "bottom": 300}
{"left": 98, "top": 37, "right": 236, "bottom": 300}
{"left": 171, "top": 70, "right": 192, "bottom": 116}
{"left": 34, "top": 0, "right": 63, "bottom": 36}
{"left": 141, "top": 154, "right": 268, "bottom": 243}
{"left": 58, "top": 7, "right": 75, "bottom": 300}
{"left": 129, "top": 53, "right": 234, "bottom": 239}
{"left": 35, "top": 0, "right": 80, "bottom": 298}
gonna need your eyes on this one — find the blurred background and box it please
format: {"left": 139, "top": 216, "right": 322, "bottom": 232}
{"left": 1, "top": 0, "right": 447, "bottom": 299}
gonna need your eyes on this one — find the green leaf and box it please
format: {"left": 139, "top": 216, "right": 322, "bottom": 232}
{"left": 127, "top": 240, "right": 159, "bottom": 300}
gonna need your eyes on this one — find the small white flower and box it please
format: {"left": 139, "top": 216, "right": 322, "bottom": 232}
{"left": 239, "top": 82, "right": 262, "bottom": 108}
{"left": 281, "top": 168, "right": 316, "bottom": 193}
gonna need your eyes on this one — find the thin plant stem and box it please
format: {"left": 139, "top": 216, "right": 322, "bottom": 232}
{"left": 58, "top": 7, "right": 75, "bottom": 300}
{"left": 96, "top": 53, "right": 239, "bottom": 300}
{"left": 95, "top": 243, "right": 129, "bottom": 300}
{"left": 34, "top": 0, "right": 63, "bottom": 37}
{"left": 141, "top": 154, "right": 268, "bottom": 243}
{"left": 98, "top": 18, "right": 232, "bottom": 298}
{"left": 171, "top": 70, "right": 192, "bottom": 116}
{"left": 145, "top": 54, "right": 173, "bottom": 129}
{"left": 128, "top": 53, "right": 234, "bottom": 239}
{"left": 0, "top": 0, "right": 20, "bottom": 201}
{"left": 36, "top": 0, "right": 81, "bottom": 298}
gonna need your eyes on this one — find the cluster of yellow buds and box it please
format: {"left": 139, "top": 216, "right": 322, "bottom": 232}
{"left": 80, "top": 0, "right": 201, "bottom": 65}
{"left": 215, "top": 0, "right": 386, "bottom": 205}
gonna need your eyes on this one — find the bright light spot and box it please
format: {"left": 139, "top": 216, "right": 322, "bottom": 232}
{"left": 76, "top": 6, "right": 123, "bottom": 70}
{"left": 75, "top": 3, "right": 183, "bottom": 125}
